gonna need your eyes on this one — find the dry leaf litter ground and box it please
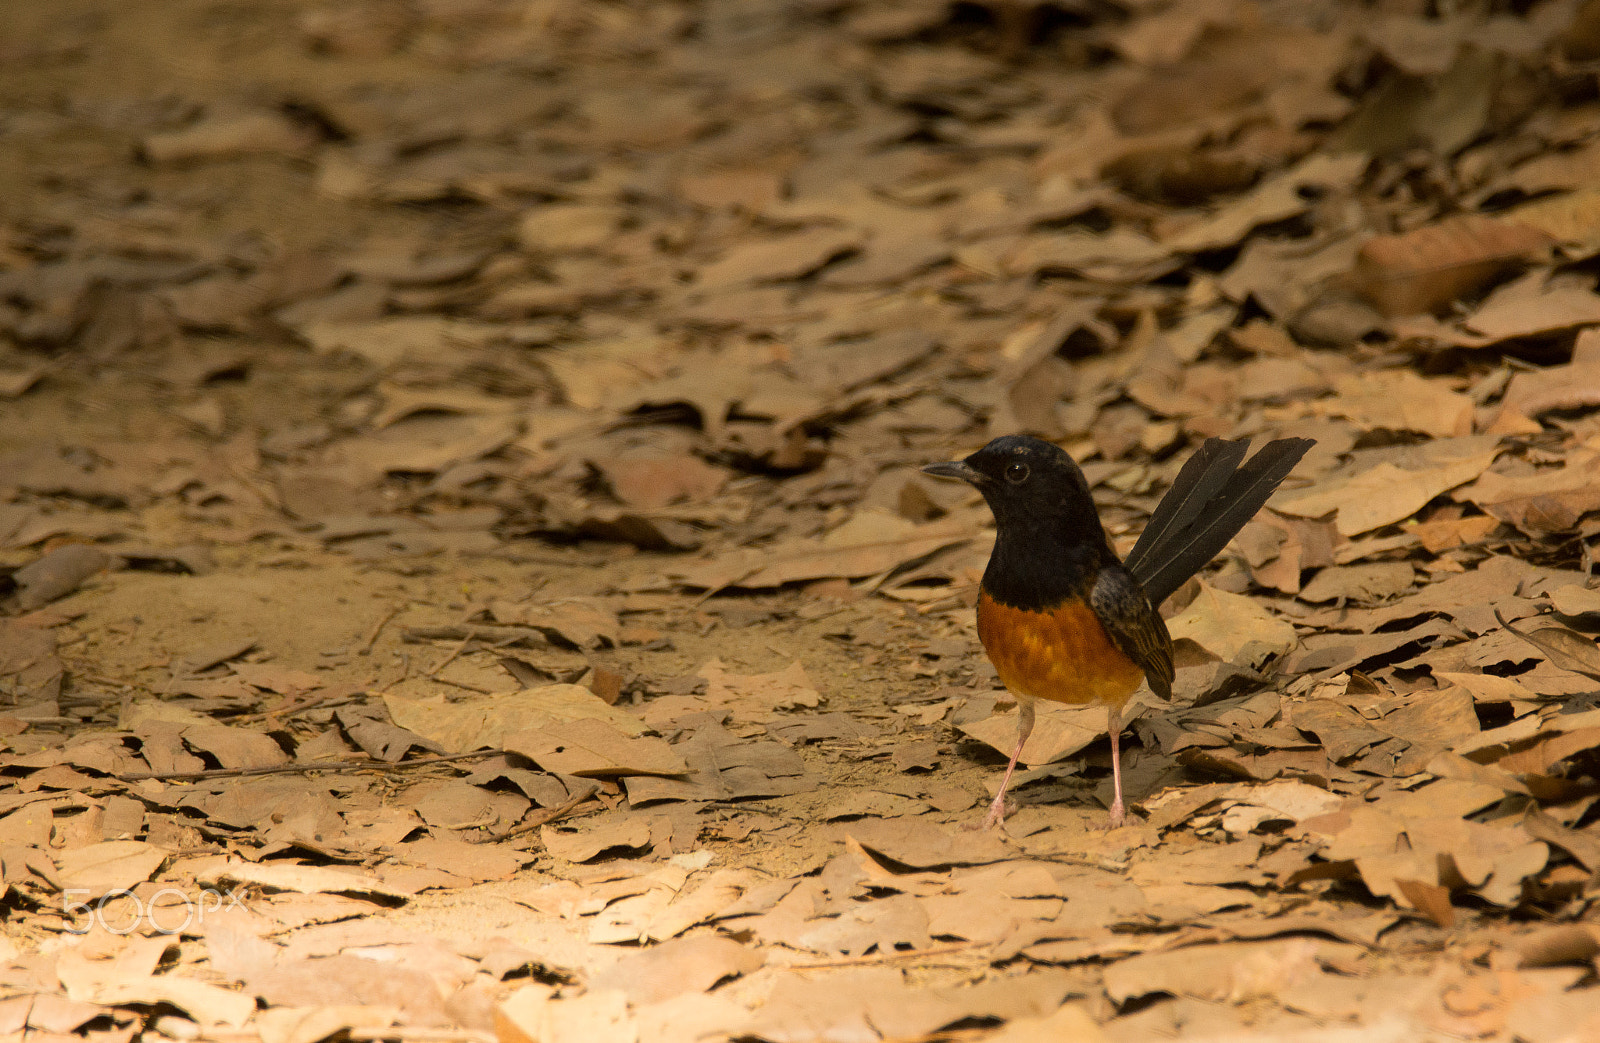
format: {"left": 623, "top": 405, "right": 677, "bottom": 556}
{"left": 11, "top": 0, "right": 1600, "bottom": 1039}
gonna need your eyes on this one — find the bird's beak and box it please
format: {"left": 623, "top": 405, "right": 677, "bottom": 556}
{"left": 921, "top": 460, "right": 983, "bottom": 484}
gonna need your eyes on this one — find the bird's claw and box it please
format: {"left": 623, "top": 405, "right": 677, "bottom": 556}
{"left": 970, "top": 793, "right": 1010, "bottom": 831}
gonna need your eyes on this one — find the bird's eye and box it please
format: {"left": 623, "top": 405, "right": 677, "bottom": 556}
{"left": 1004, "top": 461, "right": 1029, "bottom": 484}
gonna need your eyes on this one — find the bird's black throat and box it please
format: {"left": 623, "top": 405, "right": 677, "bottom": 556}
{"left": 979, "top": 504, "right": 1120, "bottom": 612}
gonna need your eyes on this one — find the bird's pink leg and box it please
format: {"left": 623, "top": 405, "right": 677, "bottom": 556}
{"left": 980, "top": 696, "right": 1034, "bottom": 830}
{"left": 1107, "top": 703, "right": 1125, "bottom": 828}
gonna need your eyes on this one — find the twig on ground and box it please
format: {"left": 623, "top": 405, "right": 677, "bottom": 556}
{"left": 473, "top": 789, "right": 599, "bottom": 843}
{"left": 359, "top": 605, "right": 403, "bottom": 655}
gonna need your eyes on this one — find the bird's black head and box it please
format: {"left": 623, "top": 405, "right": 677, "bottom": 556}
{"left": 923, "top": 435, "right": 1100, "bottom": 529}
{"left": 922, "top": 436, "right": 1116, "bottom": 598}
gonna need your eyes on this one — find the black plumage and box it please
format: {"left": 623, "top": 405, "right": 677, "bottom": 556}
{"left": 1123, "top": 437, "right": 1316, "bottom": 606}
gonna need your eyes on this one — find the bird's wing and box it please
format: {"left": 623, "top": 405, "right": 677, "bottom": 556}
{"left": 1090, "top": 566, "right": 1174, "bottom": 700}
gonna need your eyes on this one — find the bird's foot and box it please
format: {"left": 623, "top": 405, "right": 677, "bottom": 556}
{"left": 969, "top": 792, "right": 1010, "bottom": 831}
{"left": 1107, "top": 797, "right": 1125, "bottom": 830}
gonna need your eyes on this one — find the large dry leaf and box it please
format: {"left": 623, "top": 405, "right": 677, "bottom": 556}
{"left": 499, "top": 986, "right": 637, "bottom": 1043}
{"left": 197, "top": 860, "right": 409, "bottom": 899}
{"left": 697, "top": 659, "right": 823, "bottom": 718}
{"left": 298, "top": 316, "right": 498, "bottom": 368}
{"left": 369, "top": 382, "right": 521, "bottom": 429}
{"left": 670, "top": 511, "right": 969, "bottom": 591}
{"left": 253, "top": 1006, "right": 398, "bottom": 1043}
{"left": 1462, "top": 278, "right": 1600, "bottom": 341}
{"left": 1455, "top": 448, "right": 1600, "bottom": 535}
{"left": 1316, "top": 370, "right": 1473, "bottom": 437}
{"left": 1167, "top": 582, "right": 1299, "bottom": 664}
{"left": 592, "top": 453, "right": 729, "bottom": 509}
{"left": 1492, "top": 328, "right": 1600, "bottom": 428}
{"left": 1496, "top": 610, "right": 1600, "bottom": 681}
{"left": 1164, "top": 153, "right": 1367, "bottom": 254}
{"left": 540, "top": 814, "right": 653, "bottom": 863}
{"left": 1104, "top": 938, "right": 1359, "bottom": 1003}
{"left": 517, "top": 203, "right": 624, "bottom": 253}
{"left": 1349, "top": 215, "right": 1554, "bottom": 317}
{"left": 1506, "top": 187, "right": 1600, "bottom": 249}
{"left": 696, "top": 227, "right": 861, "bottom": 288}
{"left": 588, "top": 934, "right": 764, "bottom": 1004}
{"left": 54, "top": 841, "right": 168, "bottom": 899}
{"left": 1297, "top": 562, "right": 1416, "bottom": 604}
{"left": 486, "top": 599, "right": 621, "bottom": 648}
{"left": 959, "top": 701, "right": 1110, "bottom": 767}
{"left": 207, "top": 928, "right": 452, "bottom": 1023}
{"left": 982, "top": 1004, "right": 1108, "bottom": 1043}
{"left": 326, "top": 413, "right": 521, "bottom": 480}
{"left": 506, "top": 718, "right": 688, "bottom": 777}
{"left": 383, "top": 683, "right": 649, "bottom": 752}
{"left": 81, "top": 976, "right": 257, "bottom": 1028}
{"left": 0, "top": 620, "right": 58, "bottom": 677}
{"left": 182, "top": 723, "right": 290, "bottom": 770}
{"left": 843, "top": 817, "right": 1010, "bottom": 868}
{"left": 143, "top": 111, "right": 316, "bottom": 163}
{"left": 1305, "top": 778, "right": 1536, "bottom": 884}
{"left": 745, "top": 966, "right": 1076, "bottom": 1042}
{"left": 1276, "top": 443, "right": 1500, "bottom": 536}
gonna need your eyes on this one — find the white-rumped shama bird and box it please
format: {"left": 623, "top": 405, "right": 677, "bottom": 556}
{"left": 923, "top": 434, "right": 1313, "bottom": 829}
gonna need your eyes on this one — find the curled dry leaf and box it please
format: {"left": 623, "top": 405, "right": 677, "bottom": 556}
{"left": 13, "top": 543, "right": 111, "bottom": 611}
{"left": 1456, "top": 448, "right": 1600, "bottom": 535}
{"left": 1494, "top": 608, "right": 1600, "bottom": 681}
{"left": 1348, "top": 214, "right": 1554, "bottom": 317}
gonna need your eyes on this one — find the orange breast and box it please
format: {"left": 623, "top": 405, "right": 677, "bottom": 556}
{"left": 976, "top": 591, "right": 1146, "bottom": 706}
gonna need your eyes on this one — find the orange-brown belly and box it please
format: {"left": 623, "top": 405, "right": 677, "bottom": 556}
{"left": 977, "top": 591, "right": 1146, "bottom": 706}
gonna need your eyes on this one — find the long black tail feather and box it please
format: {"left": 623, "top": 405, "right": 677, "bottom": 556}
{"left": 1121, "top": 438, "right": 1249, "bottom": 579}
{"left": 1124, "top": 437, "right": 1315, "bottom": 606}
